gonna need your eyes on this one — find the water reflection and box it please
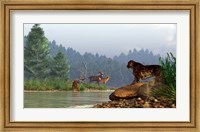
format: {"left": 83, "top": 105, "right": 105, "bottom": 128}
{"left": 72, "top": 91, "right": 79, "bottom": 97}
{"left": 24, "top": 91, "right": 112, "bottom": 108}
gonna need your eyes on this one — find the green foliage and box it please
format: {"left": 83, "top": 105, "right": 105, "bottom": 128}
{"left": 79, "top": 83, "right": 108, "bottom": 91}
{"left": 24, "top": 80, "right": 109, "bottom": 91}
{"left": 151, "top": 85, "right": 176, "bottom": 100}
{"left": 156, "top": 52, "right": 176, "bottom": 100}
{"left": 24, "top": 24, "right": 50, "bottom": 80}
{"left": 50, "top": 50, "right": 70, "bottom": 81}
{"left": 24, "top": 25, "right": 70, "bottom": 82}
{"left": 24, "top": 80, "right": 73, "bottom": 91}
{"left": 159, "top": 52, "right": 176, "bottom": 89}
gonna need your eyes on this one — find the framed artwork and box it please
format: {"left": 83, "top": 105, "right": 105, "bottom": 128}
{"left": 0, "top": 0, "right": 199, "bottom": 131}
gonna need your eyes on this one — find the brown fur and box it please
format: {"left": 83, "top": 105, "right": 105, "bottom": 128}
{"left": 88, "top": 72, "right": 103, "bottom": 85}
{"left": 100, "top": 76, "right": 110, "bottom": 84}
{"left": 127, "top": 60, "right": 162, "bottom": 84}
{"left": 72, "top": 80, "right": 80, "bottom": 91}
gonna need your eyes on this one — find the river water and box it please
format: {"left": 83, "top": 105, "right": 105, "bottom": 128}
{"left": 24, "top": 91, "right": 113, "bottom": 108}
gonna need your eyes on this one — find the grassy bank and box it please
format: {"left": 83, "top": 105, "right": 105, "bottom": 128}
{"left": 24, "top": 80, "right": 109, "bottom": 91}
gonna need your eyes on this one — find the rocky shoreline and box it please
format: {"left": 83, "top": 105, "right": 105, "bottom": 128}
{"left": 94, "top": 97, "right": 176, "bottom": 108}
{"left": 94, "top": 80, "right": 176, "bottom": 108}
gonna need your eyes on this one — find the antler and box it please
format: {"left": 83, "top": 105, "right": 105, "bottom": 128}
{"left": 99, "top": 71, "right": 104, "bottom": 75}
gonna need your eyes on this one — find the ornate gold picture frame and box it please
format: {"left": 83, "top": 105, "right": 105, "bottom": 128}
{"left": 0, "top": 0, "right": 199, "bottom": 131}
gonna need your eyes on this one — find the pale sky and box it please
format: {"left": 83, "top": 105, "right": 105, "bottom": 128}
{"left": 24, "top": 24, "right": 176, "bottom": 58}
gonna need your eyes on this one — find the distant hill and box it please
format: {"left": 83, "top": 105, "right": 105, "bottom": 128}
{"left": 113, "top": 49, "right": 160, "bottom": 65}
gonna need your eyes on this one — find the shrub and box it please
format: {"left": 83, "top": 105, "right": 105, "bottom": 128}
{"left": 154, "top": 52, "right": 176, "bottom": 100}
{"left": 151, "top": 84, "right": 176, "bottom": 100}
{"left": 98, "top": 84, "right": 107, "bottom": 90}
{"left": 24, "top": 80, "right": 72, "bottom": 91}
{"left": 78, "top": 83, "right": 108, "bottom": 91}
{"left": 24, "top": 80, "right": 109, "bottom": 91}
{"left": 159, "top": 52, "right": 176, "bottom": 89}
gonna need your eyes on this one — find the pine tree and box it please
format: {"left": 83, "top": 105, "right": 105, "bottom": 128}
{"left": 24, "top": 24, "right": 50, "bottom": 80}
{"left": 50, "top": 50, "right": 70, "bottom": 80}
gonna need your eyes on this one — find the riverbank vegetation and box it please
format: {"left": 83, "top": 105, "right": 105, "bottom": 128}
{"left": 151, "top": 52, "right": 176, "bottom": 100}
{"left": 24, "top": 80, "right": 109, "bottom": 91}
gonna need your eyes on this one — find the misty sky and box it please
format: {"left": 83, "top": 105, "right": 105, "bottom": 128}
{"left": 24, "top": 24, "right": 176, "bottom": 58}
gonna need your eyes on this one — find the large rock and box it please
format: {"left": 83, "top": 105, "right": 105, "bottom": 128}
{"left": 109, "top": 79, "right": 156, "bottom": 101}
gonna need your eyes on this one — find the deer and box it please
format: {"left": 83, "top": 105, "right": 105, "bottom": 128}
{"left": 100, "top": 76, "right": 110, "bottom": 84}
{"left": 88, "top": 71, "right": 104, "bottom": 85}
